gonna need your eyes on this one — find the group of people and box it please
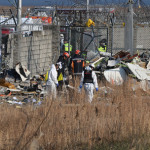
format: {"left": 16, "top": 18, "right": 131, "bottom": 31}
{"left": 62, "top": 39, "right": 107, "bottom": 55}
{"left": 45, "top": 48, "right": 99, "bottom": 102}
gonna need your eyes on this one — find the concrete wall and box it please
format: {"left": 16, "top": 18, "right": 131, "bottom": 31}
{"left": 7, "top": 25, "right": 60, "bottom": 77}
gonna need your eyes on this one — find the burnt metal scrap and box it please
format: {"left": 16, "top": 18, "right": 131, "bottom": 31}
{"left": 89, "top": 50, "right": 150, "bottom": 91}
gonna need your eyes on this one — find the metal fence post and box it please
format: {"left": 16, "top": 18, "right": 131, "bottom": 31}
{"left": 17, "top": 0, "right": 22, "bottom": 32}
{"left": 68, "top": 26, "right": 71, "bottom": 56}
{"left": 125, "top": 0, "right": 134, "bottom": 55}
{"left": 110, "top": 13, "right": 115, "bottom": 57}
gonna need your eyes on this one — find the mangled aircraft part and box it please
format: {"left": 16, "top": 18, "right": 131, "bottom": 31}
{"left": 140, "top": 80, "right": 150, "bottom": 91}
{"left": 99, "top": 51, "right": 111, "bottom": 57}
{"left": 107, "top": 59, "right": 119, "bottom": 67}
{"left": 127, "top": 63, "right": 150, "bottom": 80}
{"left": 146, "top": 61, "right": 150, "bottom": 70}
{"left": 104, "top": 67, "right": 127, "bottom": 85}
{"left": 113, "top": 51, "right": 130, "bottom": 59}
{"left": 15, "top": 63, "right": 30, "bottom": 81}
{"left": 91, "top": 57, "right": 105, "bottom": 68}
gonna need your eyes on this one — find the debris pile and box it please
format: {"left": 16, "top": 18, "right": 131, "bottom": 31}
{"left": 0, "top": 50, "right": 150, "bottom": 106}
{"left": 0, "top": 63, "right": 45, "bottom": 106}
{"left": 90, "top": 50, "right": 150, "bottom": 91}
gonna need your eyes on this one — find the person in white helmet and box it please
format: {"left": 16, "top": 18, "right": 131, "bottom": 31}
{"left": 79, "top": 64, "right": 98, "bottom": 103}
{"left": 46, "top": 64, "right": 59, "bottom": 99}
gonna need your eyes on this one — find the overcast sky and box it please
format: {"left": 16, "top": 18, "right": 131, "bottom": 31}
{"left": 0, "top": 0, "right": 150, "bottom": 6}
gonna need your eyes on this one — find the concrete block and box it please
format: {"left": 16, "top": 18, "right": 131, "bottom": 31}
{"left": 32, "top": 40, "right": 41, "bottom": 46}
{"left": 31, "top": 54, "right": 40, "bottom": 61}
{"left": 39, "top": 62, "right": 46, "bottom": 68}
{"left": 32, "top": 36, "right": 41, "bottom": 42}
{"left": 19, "top": 42, "right": 29, "bottom": 48}
{"left": 31, "top": 50, "right": 40, "bottom": 55}
{"left": 40, "top": 39, "right": 52, "bottom": 45}
{"left": 39, "top": 44, "right": 50, "bottom": 50}
{"left": 39, "top": 49, "right": 50, "bottom": 54}
{"left": 32, "top": 31, "right": 42, "bottom": 37}
{"left": 19, "top": 51, "right": 28, "bottom": 57}
{"left": 32, "top": 45, "right": 40, "bottom": 51}
{"left": 44, "top": 35, "right": 52, "bottom": 40}
{"left": 40, "top": 53, "right": 49, "bottom": 59}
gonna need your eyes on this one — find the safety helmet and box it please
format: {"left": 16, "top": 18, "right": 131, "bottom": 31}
{"left": 60, "top": 34, "right": 64, "bottom": 38}
{"left": 100, "top": 39, "right": 107, "bottom": 44}
{"left": 75, "top": 50, "right": 80, "bottom": 55}
{"left": 100, "top": 39, "right": 107, "bottom": 46}
{"left": 56, "top": 62, "right": 62, "bottom": 69}
{"left": 63, "top": 52, "right": 70, "bottom": 58}
{"left": 89, "top": 64, "right": 95, "bottom": 69}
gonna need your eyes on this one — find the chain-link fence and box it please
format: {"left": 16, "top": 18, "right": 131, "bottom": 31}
{"left": 60, "top": 26, "right": 108, "bottom": 55}
{"left": 60, "top": 24, "right": 150, "bottom": 57}
{"left": 57, "top": 0, "right": 150, "bottom": 57}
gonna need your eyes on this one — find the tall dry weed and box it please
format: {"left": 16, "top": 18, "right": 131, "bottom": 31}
{"left": 0, "top": 79, "right": 150, "bottom": 149}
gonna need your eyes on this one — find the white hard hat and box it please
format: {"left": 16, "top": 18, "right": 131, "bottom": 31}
{"left": 89, "top": 64, "right": 95, "bottom": 69}
{"left": 56, "top": 62, "right": 62, "bottom": 69}
{"left": 60, "top": 34, "right": 64, "bottom": 38}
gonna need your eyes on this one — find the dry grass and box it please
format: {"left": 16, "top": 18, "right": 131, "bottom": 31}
{"left": 0, "top": 79, "right": 150, "bottom": 149}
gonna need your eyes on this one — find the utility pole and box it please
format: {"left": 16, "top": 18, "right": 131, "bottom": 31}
{"left": 125, "top": 0, "right": 134, "bottom": 55}
{"left": 110, "top": 13, "right": 115, "bottom": 57}
{"left": 86, "top": 0, "right": 89, "bottom": 20}
{"left": 17, "top": 0, "right": 22, "bottom": 31}
{"left": 16, "top": 0, "right": 22, "bottom": 66}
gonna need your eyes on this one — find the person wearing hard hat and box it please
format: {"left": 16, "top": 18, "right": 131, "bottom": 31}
{"left": 57, "top": 52, "right": 70, "bottom": 86}
{"left": 46, "top": 63, "right": 59, "bottom": 99}
{"left": 70, "top": 50, "right": 85, "bottom": 76}
{"left": 69, "top": 50, "right": 85, "bottom": 85}
{"left": 56, "top": 62, "right": 63, "bottom": 91}
{"left": 98, "top": 39, "right": 107, "bottom": 52}
{"left": 79, "top": 64, "right": 98, "bottom": 103}
{"left": 63, "top": 40, "right": 72, "bottom": 54}
{"left": 57, "top": 52, "right": 70, "bottom": 73}
{"left": 60, "top": 34, "right": 64, "bottom": 53}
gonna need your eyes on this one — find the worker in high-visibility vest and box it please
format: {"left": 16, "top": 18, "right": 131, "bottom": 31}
{"left": 63, "top": 41, "right": 72, "bottom": 54}
{"left": 98, "top": 39, "right": 107, "bottom": 52}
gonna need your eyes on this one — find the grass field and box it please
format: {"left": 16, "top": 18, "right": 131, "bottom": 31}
{"left": 0, "top": 79, "right": 150, "bottom": 150}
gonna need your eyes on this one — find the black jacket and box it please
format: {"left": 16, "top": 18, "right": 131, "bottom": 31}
{"left": 70, "top": 54, "right": 85, "bottom": 75}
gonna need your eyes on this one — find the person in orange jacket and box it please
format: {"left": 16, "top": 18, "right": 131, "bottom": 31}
{"left": 69, "top": 50, "right": 85, "bottom": 84}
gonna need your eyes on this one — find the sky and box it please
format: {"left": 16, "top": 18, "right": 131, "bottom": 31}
{"left": 0, "top": 0, "right": 150, "bottom": 6}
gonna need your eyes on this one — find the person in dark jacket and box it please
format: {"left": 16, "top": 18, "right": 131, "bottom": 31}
{"left": 57, "top": 52, "right": 70, "bottom": 86}
{"left": 69, "top": 50, "right": 85, "bottom": 85}
{"left": 70, "top": 50, "right": 85, "bottom": 76}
